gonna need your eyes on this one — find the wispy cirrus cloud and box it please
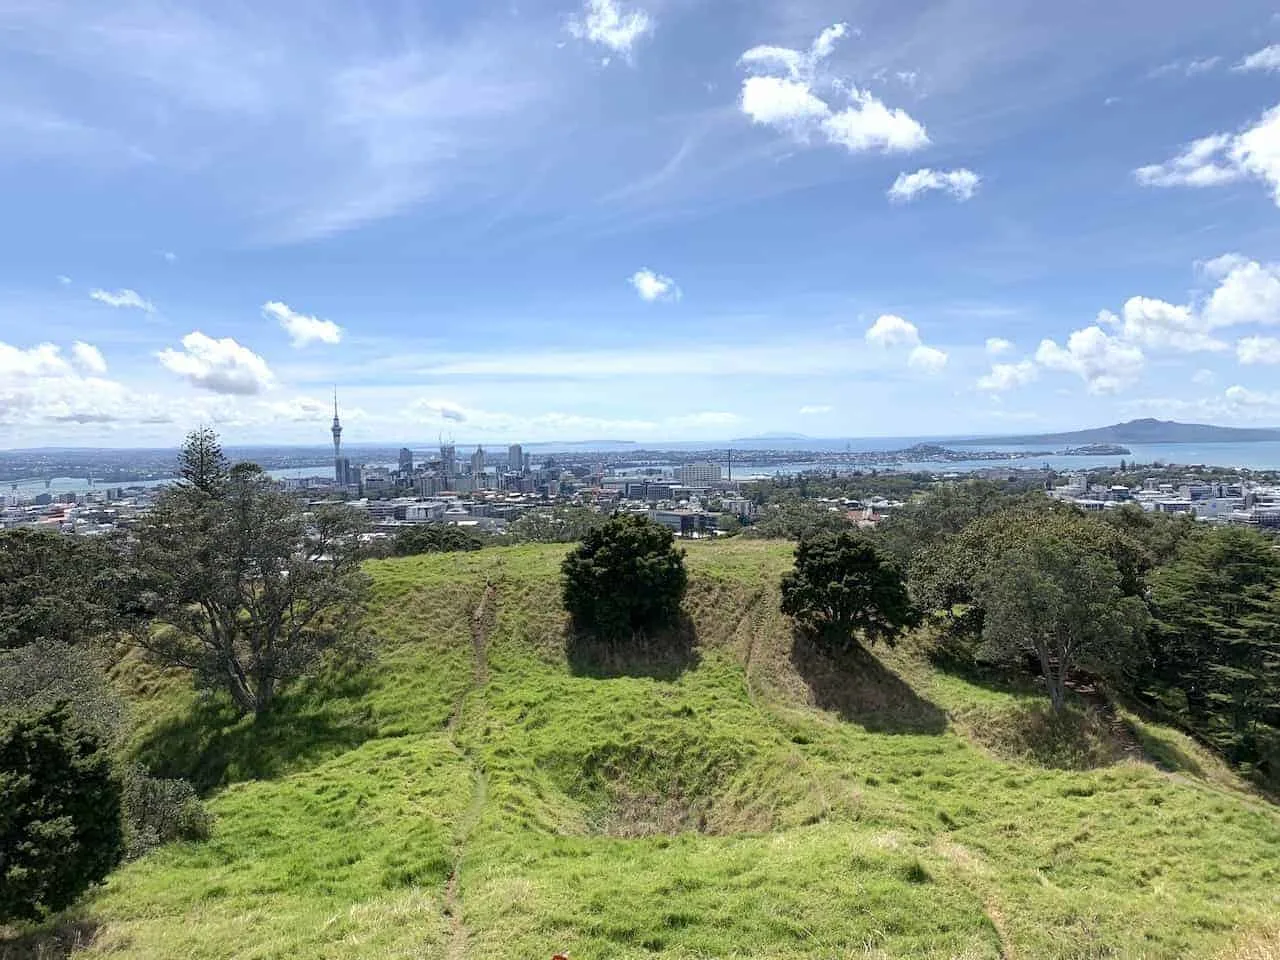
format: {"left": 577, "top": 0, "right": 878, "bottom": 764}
{"left": 89, "top": 288, "right": 155, "bottom": 313}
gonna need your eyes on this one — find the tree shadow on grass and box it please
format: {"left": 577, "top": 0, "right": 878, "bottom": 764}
{"left": 133, "top": 661, "right": 378, "bottom": 794}
{"left": 565, "top": 613, "right": 701, "bottom": 681}
{"left": 0, "top": 918, "right": 98, "bottom": 960}
{"left": 790, "top": 629, "right": 947, "bottom": 735}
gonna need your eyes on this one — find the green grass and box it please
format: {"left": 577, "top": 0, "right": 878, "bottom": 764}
{"left": 11, "top": 539, "right": 1280, "bottom": 959}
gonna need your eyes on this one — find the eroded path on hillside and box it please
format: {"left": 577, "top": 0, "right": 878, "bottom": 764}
{"left": 444, "top": 576, "right": 497, "bottom": 960}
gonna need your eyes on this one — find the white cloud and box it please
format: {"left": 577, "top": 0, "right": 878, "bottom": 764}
{"left": 1191, "top": 368, "right": 1216, "bottom": 385}
{"left": 799, "top": 404, "right": 832, "bottom": 415}
{"left": 1036, "top": 326, "right": 1145, "bottom": 394}
{"left": 908, "top": 344, "right": 948, "bottom": 374}
{"left": 1134, "top": 134, "right": 1243, "bottom": 188}
{"left": 161, "top": 250, "right": 178, "bottom": 263}
{"left": 89, "top": 288, "right": 155, "bottom": 313}
{"left": 70, "top": 341, "right": 107, "bottom": 375}
{"left": 1135, "top": 106, "right": 1280, "bottom": 204}
{"left": 1102, "top": 296, "right": 1228, "bottom": 352}
{"left": 56, "top": 275, "right": 71, "bottom": 286}
{"left": 977, "top": 360, "right": 1038, "bottom": 392}
{"left": 985, "top": 337, "right": 1014, "bottom": 356}
{"left": 0, "top": 340, "right": 166, "bottom": 427}
{"left": 737, "top": 24, "right": 928, "bottom": 156}
{"left": 262, "top": 300, "right": 344, "bottom": 347}
{"left": 629, "top": 268, "right": 680, "bottom": 302}
{"left": 157, "top": 331, "right": 275, "bottom": 395}
{"left": 1126, "top": 386, "right": 1280, "bottom": 423}
{"left": 1199, "top": 252, "right": 1249, "bottom": 280}
{"left": 740, "top": 76, "right": 830, "bottom": 128}
{"left": 821, "top": 95, "right": 929, "bottom": 153}
{"left": 865, "top": 314, "right": 921, "bottom": 348}
{"left": 1236, "top": 44, "right": 1280, "bottom": 73}
{"left": 1237, "top": 336, "right": 1280, "bottom": 365}
{"left": 1202, "top": 259, "right": 1280, "bottom": 328}
{"left": 666, "top": 411, "right": 742, "bottom": 430}
{"left": 888, "top": 167, "right": 980, "bottom": 202}
{"left": 567, "top": 0, "right": 652, "bottom": 58}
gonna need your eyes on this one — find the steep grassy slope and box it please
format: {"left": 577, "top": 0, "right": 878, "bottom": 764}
{"left": 17, "top": 541, "right": 1280, "bottom": 959}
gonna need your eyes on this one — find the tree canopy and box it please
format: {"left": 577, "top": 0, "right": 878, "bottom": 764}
{"left": 131, "top": 444, "right": 370, "bottom": 716}
{"left": 780, "top": 530, "right": 917, "bottom": 652}
{"left": 561, "top": 514, "right": 687, "bottom": 641}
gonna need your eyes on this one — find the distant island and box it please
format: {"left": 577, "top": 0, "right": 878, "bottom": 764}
{"left": 965, "top": 418, "right": 1280, "bottom": 446}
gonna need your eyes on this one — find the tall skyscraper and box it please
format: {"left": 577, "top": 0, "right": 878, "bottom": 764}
{"left": 331, "top": 389, "right": 344, "bottom": 484}
{"left": 440, "top": 439, "right": 456, "bottom": 480}
{"left": 398, "top": 447, "right": 414, "bottom": 474}
{"left": 508, "top": 444, "right": 524, "bottom": 473}
{"left": 470, "top": 445, "right": 485, "bottom": 478}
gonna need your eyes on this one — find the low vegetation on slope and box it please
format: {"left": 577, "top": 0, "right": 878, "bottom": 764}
{"left": 14, "top": 541, "right": 1280, "bottom": 959}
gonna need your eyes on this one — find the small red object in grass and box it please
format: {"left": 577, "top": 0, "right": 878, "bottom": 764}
{"left": 553, "top": 955, "right": 569, "bottom": 960}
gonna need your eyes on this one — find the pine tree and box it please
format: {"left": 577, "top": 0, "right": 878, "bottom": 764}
{"left": 178, "top": 426, "right": 229, "bottom": 495}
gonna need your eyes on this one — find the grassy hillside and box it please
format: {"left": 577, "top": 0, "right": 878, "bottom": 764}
{"left": 16, "top": 541, "right": 1280, "bottom": 959}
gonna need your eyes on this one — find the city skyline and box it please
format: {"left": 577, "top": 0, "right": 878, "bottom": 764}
{"left": 3, "top": 1, "right": 1280, "bottom": 448}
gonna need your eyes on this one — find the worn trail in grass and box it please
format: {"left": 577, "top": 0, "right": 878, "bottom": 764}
{"left": 51, "top": 542, "right": 1280, "bottom": 959}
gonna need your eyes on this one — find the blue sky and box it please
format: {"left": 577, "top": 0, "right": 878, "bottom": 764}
{"left": 3, "top": 0, "right": 1280, "bottom": 447}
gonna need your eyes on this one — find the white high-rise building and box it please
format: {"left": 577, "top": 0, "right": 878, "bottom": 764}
{"left": 677, "top": 461, "right": 722, "bottom": 486}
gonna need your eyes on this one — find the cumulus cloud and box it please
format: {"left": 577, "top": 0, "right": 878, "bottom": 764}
{"left": 1202, "top": 259, "right": 1280, "bottom": 328}
{"left": 1127, "top": 385, "right": 1280, "bottom": 423}
{"left": 71, "top": 341, "right": 107, "bottom": 375}
{"left": 799, "top": 404, "right": 832, "bottom": 414}
{"left": 865, "top": 314, "right": 921, "bottom": 348}
{"left": 1134, "top": 105, "right": 1280, "bottom": 204}
{"left": 0, "top": 340, "right": 162, "bottom": 427}
{"left": 1236, "top": 44, "right": 1280, "bottom": 73}
{"left": 1237, "top": 335, "right": 1280, "bottom": 365}
{"left": 888, "top": 168, "right": 980, "bottom": 202}
{"left": 865, "top": 315, "right": 946, "bottom": 374}
{"left": 1191, "top": 368, "right": 1216, "bottom": 385}
{"left": 985, "top": 337, "right": 1014, "bottom": 356}
{"left": 158, "top": 331, "right": 275, "bottom": 395}
{"left": 89, "top": 288, "right": 155, "bottom": 313}
{"left": 567, "top": 0, "right": 652, "bottom": 58}
{"left": 737, "top": 24, "right": 928, "bottom": 156}
{"left": 1100, "top": 297, "right": 1229, "bottom": 352}
{"left": 629, "top": 268, "right": 680, "bottom": 302}
{"left": 977, "top": 360, "right": 1038, "bottom": 392}
{"left": 1036, "top": 326, "right": 1145, "bottom": 394}
{"left": 908, "top": 344, "right": 948, "bottom": 374}
{"left": 56, "top": 275, "right": 71, "bottom": 286}
{"left": 262, "top": 300, "right": 344, "bottom": 347}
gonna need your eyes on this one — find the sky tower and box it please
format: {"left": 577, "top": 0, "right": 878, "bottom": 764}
{"left": 331, "top": 388, "right": 342, "bottom": 458}
{"left": 332, "top": 388, "right": 346, "bottom": 485}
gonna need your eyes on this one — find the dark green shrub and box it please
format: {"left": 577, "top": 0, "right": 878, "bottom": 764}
{"left": 0, "top": 705, "right": 124, "bottom": 922}
{"left": 561, "top": 515, "right": 687, "bottom": 641}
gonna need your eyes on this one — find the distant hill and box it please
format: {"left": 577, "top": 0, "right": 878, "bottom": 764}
{"left": 968, "top": 418, "right": 1280, "bottom": 445}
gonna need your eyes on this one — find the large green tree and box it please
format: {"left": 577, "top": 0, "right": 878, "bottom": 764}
{"left": 780, "top": 530, "right": 917, "bottom": 652}
{"left": 131, "top": 443, "right": 370, "bottom": 716}
{"left": 561, "top": 514, "right": 687, "bottom": 641}
{"left": 1147, "top": 527, "right": 1280, "bottom": 772}
{"left": 0, "top": 705, "right": 124, "bottom": 922}
{"left": 0, "top": 529, "right": 133, "bottom": 650}
{"left": 975, "top": 533, "right": 1148, "bottom": 712}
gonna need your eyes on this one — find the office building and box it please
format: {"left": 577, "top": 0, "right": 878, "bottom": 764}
{"left": 470, "top": 445, "right": 485, "bottom": 477}
{"left": 508, "top": 444, "right": 524, "bottom": 473}
{"left": 398, "top": 447, "right": 414, "bottom": 473}
{"left": 440, "top": 442, "right": 456, "bottom": 480}
{"left": 677, "top": 462, "right": 722, "bottom": 486}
